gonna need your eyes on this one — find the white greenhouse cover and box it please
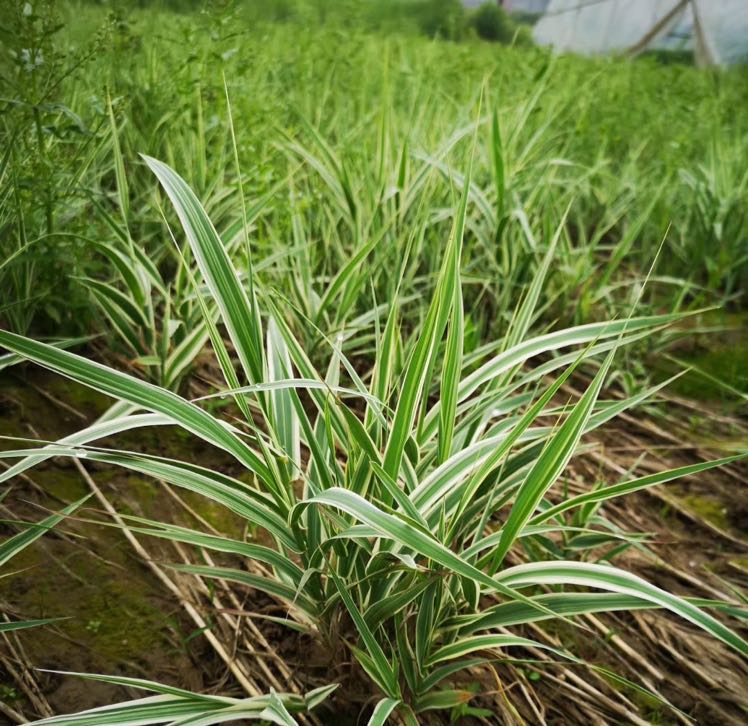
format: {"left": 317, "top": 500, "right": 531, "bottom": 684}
{"left": 533, "top": 0, "right": 748, "bottom": 66}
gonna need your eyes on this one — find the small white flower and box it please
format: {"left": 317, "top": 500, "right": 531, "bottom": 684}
{"left": 20, "top": 47, "right": 43, "bottom": 71}
{"left": 23, "top": 2, "right": 33, "bottom": 16}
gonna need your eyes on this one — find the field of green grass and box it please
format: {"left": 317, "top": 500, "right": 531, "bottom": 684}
{"left": 1, "top": 1, "right": 747, "bottom": 724}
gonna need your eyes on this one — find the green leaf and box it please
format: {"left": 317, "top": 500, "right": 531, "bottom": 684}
{"left": 414, "top": 689, "right": 473, "bottom": 713}
{"left": 0, "top": 496, "right": 88, "bottom": 568}
{"left": 0, "top": 412, "right": 168, "bottom": 484}
{"left": 120, "top": 517, "right": 303, "bottom": 583}
{"left": 167, "top": 564, "right": 318, "bottom": 618}
{"left": 0, "top": 331, "right": 274, "bottom": 487}
{"left": 267, "top": 316, "right": 301, "bottom": 471}
{"left": 0, "top": 446, "right": 295, "bottom": 552}
{"left": 0, "top": 617, "right": 64, "bottom": 633}
{"left": 26, "top": 671, "right": 333, "bottom": 726}
{"left": 328, "top": 567, "right": 400, "bottom": 698}
{"left": 529, "top": 454, "right": 748, "bottom": 526}
{"left": 454, "top": 592, "right": 657, "bottom": 633}
{"left": 438, "top": 261, "right": 463, "bottom": 464}
{"left": 366, "top": 698, "right": 401, "bottom": 726}
{"left": 142, "top": 155, "right": 265, "bottom": 386}
{"left": 497, "top": 561, "right": 748, "bottom": 657}
{"left": 428, "top": 312, "right": 691, "bottom": 427}
{"left": 426, "top": 633, "right": 570, "bottom": 667}
{"left": 492, "top": 350, "right": 614, "bottom": 567}
{"left": 382, "top": 151, "right": 470, "bottom": 479}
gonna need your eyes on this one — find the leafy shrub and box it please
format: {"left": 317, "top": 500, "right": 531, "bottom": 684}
{"left": 471, "top": 1, "right": 515, "bottom": 43}
{"left": 0, "top": 1, "right": 112, "bottom": 335}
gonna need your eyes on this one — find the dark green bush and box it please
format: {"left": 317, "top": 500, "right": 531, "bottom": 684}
{"left": 471, "top": 1, "right": 514, "bottom": 43}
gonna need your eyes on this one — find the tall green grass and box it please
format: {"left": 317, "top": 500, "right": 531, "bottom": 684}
{"left": 1, "top": 1, "right": 747, "bottom": 344}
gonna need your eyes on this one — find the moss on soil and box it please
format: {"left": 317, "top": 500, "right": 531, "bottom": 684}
{"left": 730, "top": 557, "right": 748, "bottom": 573}
{"left": 30, "top": 466, "right": 90, "bottom": 501}
{"left": 0, "top": 369, "right": 202, "bottom": 701}
{"left": 679, "top": 494, "right": 730, "bottom": 530}
{"left": 44, "top": 375, "right": 110, "bottom": 417}
{"left": 0, "top": 545, "right": 175, "bottom": 664}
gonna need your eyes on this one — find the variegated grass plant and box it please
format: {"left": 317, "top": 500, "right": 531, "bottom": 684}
{"left": 1, "top": 157, "right": 746, "bottom": 725}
